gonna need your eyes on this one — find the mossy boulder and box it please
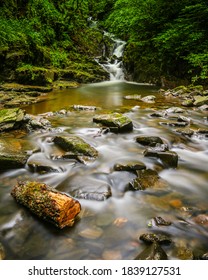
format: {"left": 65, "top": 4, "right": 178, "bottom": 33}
{"left": 93, "top": 113, "right": 133, "bottom": 133}
{"left": 53, "top": 135, "right": 98, "bottom": 159}
{"left": 193, "top": 96, "right": 208, "bottom": 106}
{"left": 0, "top": 108, "right": 25, "bottom": 131}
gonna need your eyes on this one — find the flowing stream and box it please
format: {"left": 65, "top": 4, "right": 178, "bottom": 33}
{"left": 0, "top": 38, "right": 208, "bottom": 260}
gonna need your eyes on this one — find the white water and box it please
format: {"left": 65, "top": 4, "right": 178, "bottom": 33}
{"left": 97, "top": 33, "right": 126, "bottom": 81}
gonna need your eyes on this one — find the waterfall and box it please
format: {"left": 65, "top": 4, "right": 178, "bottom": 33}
{"left": 97, "top": 33, "right": 126, "bottom": 81}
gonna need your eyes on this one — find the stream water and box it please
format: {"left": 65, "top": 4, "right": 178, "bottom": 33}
{"left": 0, "top": 36, "right": 208, "bottom": 260}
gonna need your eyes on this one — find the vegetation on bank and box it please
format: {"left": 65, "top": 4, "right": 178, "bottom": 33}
{"left": 104, "top": 0, "right": 208, "bottom": 85}
{"left": 0, "top": 0, "right": 207, "bottom": 86}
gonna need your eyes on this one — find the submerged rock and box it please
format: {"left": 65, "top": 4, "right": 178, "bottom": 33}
{"left": 129, "top": 169, "right": 168, "bottom": 191}
{"left": 53, "top": 135, "right": 98, "bottom": 159}
{"left": 144, "top": 146, "right": 178, "bottom": 168}
{"left": 139, "top": 233, "right": 172, "bottom": 245}
{"left": 153, "top": 216, "right": 172, "bottom": 226}
{"left": 135, "top": 135, "right": 164, "bottom": 147}
{"left": 135, "top": 242, "right": 168, "bottom": 260}
{"left": 0, "top": 108, "right": 25, "bottom": 131}
{"left": 175, "top": 128, "right": 194, "bottom": 137}
{"left": 93, "top": 113, "right": 133, "bottom": 133}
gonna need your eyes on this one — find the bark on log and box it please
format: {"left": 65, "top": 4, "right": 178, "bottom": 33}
{"left": 11, "top": 181, "right": 81, "bottom": 229}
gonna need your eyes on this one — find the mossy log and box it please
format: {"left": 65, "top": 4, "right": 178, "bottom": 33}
{"left": 11, "top": 181, "right": 81, "bottom": 229}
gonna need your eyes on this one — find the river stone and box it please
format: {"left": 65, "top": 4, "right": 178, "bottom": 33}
{"left": 135, "top": 135, "right": 164, "bottom": 147}
{"left": 175, "top": 128, "right": 194, "bottom": 137}
{"left": 93, "top": 113, "right": 133, "bottom": 133}
{"left": 124, "top": 94, "right": 141, "bottom": 100}
{"left": 78, "top": 226, "right": 103, "bottom": 239}
{"left": 114, "top": 161, "right": 146, "bottom": 172}
{"left": 173, "top": 241, "right": 194, "bottom": 260}
{"left": 134, "top": 242, "right": 168, "bottom": 260}
{"left": 0, "top": 243, "right": 5, "bottom": 260}
{"left": 193, "top": 96, "right": 208, "bottom": 106}
{"left": 72, "top": 105, "right": 98, "bottom": 111}
{"left": 23, "top": 114, "right": 51, "bottom": 132}
{"left": 27, "top": 159, "right": 61, "bottom": 174}
{"left": 0, "top": 108, "right": 25, "bottom": 131}
{"left": 139, "top": 233, "right": 172, "bottom": 245}
{"left": 129, "top": 169, "right": 168, "bottom": 191}
{"left": 181, "top": 99, "right": 194, "bottom": 107}
{"left": 0, "top": 152, "right": 29, "bottom": 171}
{"left": 144, "top": 147, "right": 178, "bottom": 168}
{"left": 160, "top": 121, "right": 188, "bottom": 127}
{"left": 153, "top": 216, "right": 172, "bottom": 226}
{"left": 165, "top": 107, "right": 185, "bottom": 114}
{"left": 201, "top": 253, "right": 208, "bottom": 260}
{"left": 141, "top": 95, "right": 156, "bottom": 103}
{"left": 53, "top": 135, "right": 98, "bottom": 158}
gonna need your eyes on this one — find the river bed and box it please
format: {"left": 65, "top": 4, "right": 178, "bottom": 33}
{"left": 0, "top": 81, "right": 208, "bottom": 260}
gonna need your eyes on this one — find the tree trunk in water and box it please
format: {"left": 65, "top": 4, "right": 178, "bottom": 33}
{"left": 11, "top": 181, "right": 81, "bottom": 229}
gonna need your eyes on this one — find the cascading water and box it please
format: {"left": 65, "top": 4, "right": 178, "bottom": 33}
{"left": 97, "top": 33, "right": 126, "bottom": 81}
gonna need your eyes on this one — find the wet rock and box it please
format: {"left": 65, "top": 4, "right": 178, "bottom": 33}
{"left": 53, "top": 135, "right": 98, "bottom": 159}
{"left": 93, "top": 113, "right": 133, "bottom": 133}
{"left": 149, "top": 111, "right": 165, "bottom": 118}
{"left": 4, "top": 95, "right": 38, "bottom": 108}
{"left": 0, "top": 108, "right": 25, "bottom": 131}
{"left": 135, "top": 135, "right": 164, "bottom": 147}
{"left": 199, "top": 104, "right": 208, "bottom": 111}
{"left": 153, "top": 216, "right": 172, "bottom": 226}
{"left": 0, "top": 243, "right": 5, "bottom": 260}
{"left": 124, "top": 94, "right": 141, "bottom": 100}
{"left": 165, "top": 107, "right": 185, "bottom": 114}
{"left": 144, "top": 146, "right": 178, "bottom": 168}
{"left": 72, "top": 105, "right": 98, "bottom": 111}
{"left": 129, "top": 169, "right": 168, "bottom": 191}
{"left": 0, "top": 138, "right": 30, "bottom": 171}
{"left": 175, "top": 128, "right": 194, "bottom": 137}
{"left": 114, "top": 161, "right": 146, "bottom": 172}
{"left": 141, "top": 95, "right": 156, "bottom": 103}
{"left": 193, "top": 95, "right": 208, "bottom": 106}
{"left": 181, "top": 99, "right": 194, "bottom": 107}
{"left": 139, "top": 233, "right": 172, "bottom": 245}
{"left": 196, "top": 129, "right": 208, "bottom": 139}
{"left": 27, "top": 158, "right": 62, "bottom": 174}
{"left": 135, "top": 242, "right": 168, "bottom": 260}
{"left": 160, "top": 121, "right": 188, "bottom": 127}
{"left": 23, "top": 114, "right": 51, "bottom": 132}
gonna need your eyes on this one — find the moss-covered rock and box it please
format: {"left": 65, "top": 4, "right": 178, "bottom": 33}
{"left": 134, "top": 242, "right": 168, "bottom": 260}
{"left": 93, "top": 112, "right": 133, "bottom": 133}
{"left": 135, "top": 136, "right": 164, "bottom": 147}
{"left": 193, "top": 96, "right": 208, "bottom": 106}
{"left": 114, "top": 161, "right": 146, "bottom": 172}
{"left": 53, "top": 135, "right": 98, "bottom": 159}
{"left": 0, "top": 108, "right": 25, "bottom": 131}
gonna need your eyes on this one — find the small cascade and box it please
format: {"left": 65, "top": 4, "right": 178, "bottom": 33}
{"left": 97, "top": 33, "right": 126, "bottom": 81}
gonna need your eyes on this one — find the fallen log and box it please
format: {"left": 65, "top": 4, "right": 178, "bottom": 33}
{"left": 11, "top": 181, "right": 81, "bottom": 229}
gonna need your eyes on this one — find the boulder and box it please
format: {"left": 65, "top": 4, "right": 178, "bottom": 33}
{"left": 144, "top": 146, "right": 178, "bottom": 168}
{"left": 139, "top": 233, "right": 172, "bottom": 245}
{"left": 129, "top": 169, "right": 168, "bottom": 191}
{"left": 0, "top": 108, "right": 25, "bottom": 131}
{"left": 135, "top": 135, "right": 164, "bottom": 147}
{"left": 193, "top": 96, "right": 208, "bottom": 106}
{"left": 53, "top": 135, "right": 98, "bottom": 159}
{"left": 93, "top": 113, "right": 133, "bottom": 133}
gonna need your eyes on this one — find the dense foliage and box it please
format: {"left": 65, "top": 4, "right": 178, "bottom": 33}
{"left": 0, "top": 0, "right": 207, "bottom": 85}
{"left": 105, "top": 0, "right": 208, "bottom": 85}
